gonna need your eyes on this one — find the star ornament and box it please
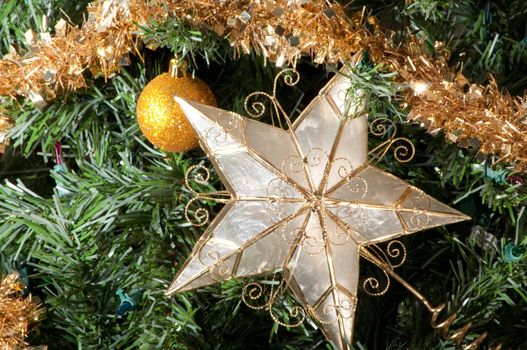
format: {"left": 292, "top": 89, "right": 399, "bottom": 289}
{"left": 168, "top": 69, "right": 469, "bottom": 349}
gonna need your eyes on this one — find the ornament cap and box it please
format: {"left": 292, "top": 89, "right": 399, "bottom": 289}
{"left": 169, "top": 57, "right": 188, "bottom": 78}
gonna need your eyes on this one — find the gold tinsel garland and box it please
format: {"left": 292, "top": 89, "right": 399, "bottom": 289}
{"left": 0, "top": 0, "right": 525, "bottom": 170}
{"left": 0, "top": 273, "right": 42, "bottom": 349}
{"left": 368, "top": 33, "right": 527, "bottom": 171}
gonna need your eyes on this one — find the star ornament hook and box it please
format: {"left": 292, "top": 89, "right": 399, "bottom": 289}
{"left": 168, "top": 67, "right": 469, "bottom": 349}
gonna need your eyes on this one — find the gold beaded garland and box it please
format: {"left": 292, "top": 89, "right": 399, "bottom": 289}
{"left": 136, "top": 60, "right": 216, "bottom": 152}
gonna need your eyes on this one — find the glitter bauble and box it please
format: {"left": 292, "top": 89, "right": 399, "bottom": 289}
{"left": 136, "top": 70, "right": 216, "bottom": 152}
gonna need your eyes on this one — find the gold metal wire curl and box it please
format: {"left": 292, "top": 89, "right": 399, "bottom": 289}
{"left": 361, "top": 241, "right": 407, "bottom": 296}
{"left": 430, "top": 303, "right": 502, "bottom": 350}
{"left": 363, "top": 268, "right": 391, "bottom": 296}
{"left": 242, "top": 274, "right": 306, "bottom": 327}
{"left": 184, "top": 164, "right": 231, "bottom": 227}
{"left": 244, "top": 68, "right": 300, "bottom": 129}
{"left": 368, "top": 118, "right": 416, "bottom": 164}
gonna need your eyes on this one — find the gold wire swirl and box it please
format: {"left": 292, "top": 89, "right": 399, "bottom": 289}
{"left": 274, "top": 68, "right": 301, "bottom": 91}
{"left": 242, "top": 275, "right": 306, "bottom": 327}
{"left": 333, "top": 157, "right": 353, "bottom": 179}
{"left": 203, "top": 112, "right": 240, "bottom": 147}
{"left": 386, "top": 240, "right": 407, "bottom": 268}
{"left": 430, "top": 304, "right": 503, "bottom": 350}
{"left": 303, "top": 231, "right": 326, "bottom": 255}
{"left": 391, "top": 138, "right": 415, "bottom": 163}
{"left": 327, "top": 223, "right": 352, "bottom": 246}
{"left": 184, "top": 164, "right": 211, "bottom": 196}
{"left": 323, "top": 297, "right": 355, "bottom": 320}
{"left": 244, "top": 91, "right": 276, "bottom": 120}
{"left": 242, "top": 281, "right": 273, "bottom": 310}
{"left": 303, "top": 147, "right": 327, "bottom": 167}
{"left": 184, "top": 197, "right": 210, "bottom": 227}
{"left": 183, "top": 165, "right": 231, "bottom": 227}
{"left": 269, "top": 302, "right": 306, "bottom": 328}
{"left": 244, "top": 68, "right": 300, "bottom": 129}
{"left": 346, "top": 176, "right": 368, "bottom": 200}
{"left": 209, "top": 258, "right": 231, "bottom": 282}
{"left": 369, "top": 117, "right": 397, "bottom": 138}
{"left": 368, "top": 118, "right": 416, "bottom": 164}
{"left": 361, "top": 241, "right": 408, "bottom": 296}
{"left": 363, "top": 269, "right": 391, "bottom": 296}
{"left": 309, "top": 296, "right": 357, "bottom": 325}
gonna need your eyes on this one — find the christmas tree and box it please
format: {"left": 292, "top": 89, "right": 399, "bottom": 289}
{"left": 0, "top": 1, "right": 526, "bottom": 349}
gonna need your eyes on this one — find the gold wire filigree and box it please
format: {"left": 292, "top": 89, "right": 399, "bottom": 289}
{"left": 244, "top": 68, "right": 300, "bottom": 129}
{"left": 242, "top": 274, "right": 306, "bottom": 327}
{"left": 205, "top": 111, "right": 240, "bottom": 147}
{"left": 361, "top": 241, "right": 407, "bottom": 296}
{"left": 184, "top": 164, "right": 231, "bottom": 227}
{"left": 309, "top": 290, "right": 358, "bottom": 325}
{"left": 368, "top": 118, "right": 416, "bottom": 164}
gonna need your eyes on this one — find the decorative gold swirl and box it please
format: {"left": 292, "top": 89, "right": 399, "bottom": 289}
{"left": 205, "top": 125, "right": 230, "bottom": 146}
{"left": 346, "top": 176, "right": 368, "bottom": 200}
{"left": 391, "top": 137, "right": 416, "bottom": 163}
{"left": 430, "top": 303, "right": 502, "bottom": 350}
{"left": 369, "top": 118, "right": 416, "bottom": 164}
{"left": 265, "top": 199, "right": 288, "bottom": 223}
{"left": 184, "top": 165, "right": 231, "bottom": 227}
{"left": 281, "top": 148, "right": 329, "bottom": 180}
{"left": 242, "top": 275, "right": 306, "bottom": 327}
{"left": 386, "top": 240, "right": 407, "bottom": 268}
{"left": 363, "top": 269, "right": 391, "bottom": 296}
{"left": 197, "top": 248, "right": 231, "bottom": 282}
{"left": 333, "top": 157, "right": 353, "bottom": 179}
{"left": 361, "top": 242, "right": 407, "bottom": 296}
{"left": 322, "top": 298, "right": 355, "bottom": 320}
{"left": 184, "top": 197, "right": 210, "bottom": 227}
{"left": 244, "top": 91, "right": 276, "bottom": 120}
{"left": 303, "top": 147, "right": 327, "bottom": 167}
{"left": 369, "top": 117, "right": 396, "bottom": 138}
{"left": 335, "top": 206, "right": 366, "bottom": 231}
{"left": 404, "top": 191, "right": 430, "bottom": 231}
{"left": 269, "top": 302, "right": 306, "bottom": 327}
{"left": 242, "top": 281, "right": 273, "bottom": 310}
{"left": 184, "top": 165, "right": 211, "bottom": 195}
{"left": 244, "top": 68, "right": 300, "bottom": 129}
{"left": 328, "top": 226, "right": 350, "bottom": 246}
{"left": 303, "top": 231, "right": 326, "bottom": 255}
{"left": 209, "top": 259, "right": 231, "bottom": 282}
{"left": 280, "top": 221, "right": 302, "bottom": 245}
{"left": 309, "top": 292, "right": 357, "bottom": 325}
{"left": 266, "top": 178, "right": 297, "bottom": 199}
{"left": 203, "top": 111, "right": 240, "bottom": 146}
{"left": 274, "top": 68, "right": 301, "bottom": 91}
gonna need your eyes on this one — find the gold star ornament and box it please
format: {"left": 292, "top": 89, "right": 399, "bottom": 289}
{"left": 167, "top": 67, "right": 469, "bottom": 349}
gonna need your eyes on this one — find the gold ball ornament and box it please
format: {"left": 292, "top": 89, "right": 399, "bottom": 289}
{"left": 136, "top": 61, "right": 216, "bottom": 152}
